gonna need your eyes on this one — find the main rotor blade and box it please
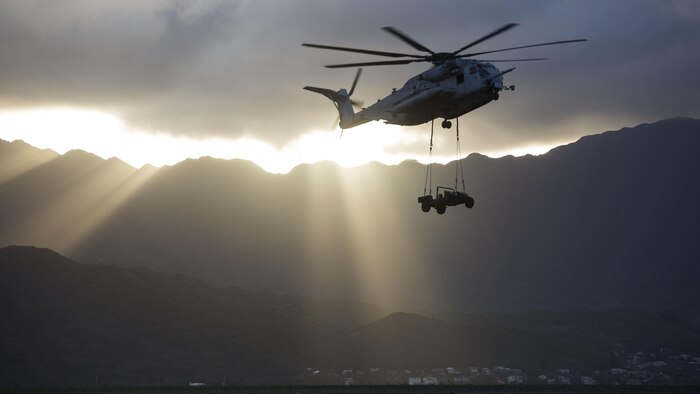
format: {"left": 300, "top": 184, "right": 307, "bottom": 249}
{"left": 454, "top": 23, "right": 519, "bottom": 55}
{"left": 476, "top": 58, "right": 548, "bottom": 62}
{"left": 302, "top": 43, "right": 419, "bottom": 58}
{"left": 461, "top": 39, "right": 588, "bottom": 57}
{"left": 325, "top": 59, "right": 425, "bottom": 68}
{"left": 382, "top": 26, "right": 435, "bottom": 54}
{"left": 348, "top": 68, "right": 362, "bottom": 97}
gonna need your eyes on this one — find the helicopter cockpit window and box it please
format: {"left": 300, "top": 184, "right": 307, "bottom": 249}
{"left": 469, "top": 66, "right": 477, "bottom": 75}
{"left": 477, "top": 65, "right": 489, "bottom": 77}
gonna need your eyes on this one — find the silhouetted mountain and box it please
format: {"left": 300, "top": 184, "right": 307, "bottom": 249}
{"left": 311, "top": 309, "right": 700, "bottom": 372}
{"left": 2, "top": 246, "right": 699, "bottom": 387}
{"left": 1, "top": 118, "right": 699, "bottom": 315}
{"left": 0, "top": 245, "right": 386, "bottom": 387}
{"left": 312, "top": 312, "right": 504, "bottom": 368}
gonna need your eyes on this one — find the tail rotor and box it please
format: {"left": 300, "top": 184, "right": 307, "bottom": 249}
{"left": 304, "top": 68, "right": 367, "bottom": 132}
{"left": 348, "top": 68, "right": 363, "bottom": 102}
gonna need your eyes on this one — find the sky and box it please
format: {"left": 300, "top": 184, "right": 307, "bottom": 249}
{"left": 0, "top": 0, "right": 698, "bottom": 173}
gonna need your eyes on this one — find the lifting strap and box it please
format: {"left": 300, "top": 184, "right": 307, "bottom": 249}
{"left": 455, "top": 117, "right": 467, "bottom": 193}
{"left": 423, "top": 119, "right": 434, "bottom": 196}
{"left": 423, "top": 117, "right": 467, "bottom": 197}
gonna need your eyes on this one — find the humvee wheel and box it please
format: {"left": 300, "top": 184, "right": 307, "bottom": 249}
{"left": 465, "top": 197, "right": 475, "bottom": 209}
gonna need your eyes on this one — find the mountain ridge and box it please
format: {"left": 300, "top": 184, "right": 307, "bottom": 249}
{"left": 1, "top": 118, "right": 699, "bottom": 314}
{"left": 6, "top": 117, "right": 695, "bottom": 176}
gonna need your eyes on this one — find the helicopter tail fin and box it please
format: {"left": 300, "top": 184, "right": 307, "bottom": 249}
{"left": 303, "top": 86, "right": 356, "bottom": 129}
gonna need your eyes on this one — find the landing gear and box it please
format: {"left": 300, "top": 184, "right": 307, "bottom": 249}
{"left": 441, "top": 119, "right": 452, "bottom": 129}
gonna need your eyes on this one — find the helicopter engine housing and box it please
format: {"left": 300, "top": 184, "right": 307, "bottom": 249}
{"left": 420, "top": 65, "right": 450, "bottom": 82}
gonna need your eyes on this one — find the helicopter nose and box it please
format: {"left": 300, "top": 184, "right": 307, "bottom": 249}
{"left": 492, "top": 78, "right": 504, "bottom": 91}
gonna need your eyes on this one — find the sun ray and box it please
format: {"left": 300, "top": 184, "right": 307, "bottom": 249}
{"left": 2, "top": 152, "right": 156, "bottom": 256}
{"left": 64, "top": 165, "right": 157, "bottom": 255}
{"left": 0, "top": 140, "right": 58, "bottom": 186}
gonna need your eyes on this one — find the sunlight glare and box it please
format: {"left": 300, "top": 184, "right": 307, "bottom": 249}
{"left": 0, "top": 107, "right": 575, "bottom": 174}
{"left": 0, "top": 108, "right": 421, "bottom": 173}
{"left": 484, "top": 142, "right": 560, "bottom": 158}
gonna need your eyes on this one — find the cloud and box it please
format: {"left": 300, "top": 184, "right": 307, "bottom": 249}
{"left": 0, "top": 0, "right": 698, "bottom": 158}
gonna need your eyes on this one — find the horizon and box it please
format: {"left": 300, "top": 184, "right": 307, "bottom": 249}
{"left": 1, "top": 116, "right": 691, "bottom": 174}
{"left": 0, "top": 114, "right": 661, "bottom": 174}
{"left": 0, "top": 106, "right": 590, "bottom": 174}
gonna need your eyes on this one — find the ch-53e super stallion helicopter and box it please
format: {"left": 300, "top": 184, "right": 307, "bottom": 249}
{"left": 303, "top": 23, "right": 586, "bottom": 214}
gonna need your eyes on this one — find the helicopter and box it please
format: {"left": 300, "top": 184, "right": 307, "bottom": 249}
{"left": 302, "top": 23, "right": 586, "bottom": 130}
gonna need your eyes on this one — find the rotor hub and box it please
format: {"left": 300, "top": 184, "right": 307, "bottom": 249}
{"left": 429, "top": 52, "right": 457, "bottom": 64}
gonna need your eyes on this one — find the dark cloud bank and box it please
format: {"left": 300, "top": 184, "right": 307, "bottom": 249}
{"left": 0, "top": 0, "right": 698, "bottom": 154}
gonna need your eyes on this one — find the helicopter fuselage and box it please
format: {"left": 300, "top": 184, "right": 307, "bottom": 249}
{"left": 347, "top": 59, "right": 508, "bottom": 128}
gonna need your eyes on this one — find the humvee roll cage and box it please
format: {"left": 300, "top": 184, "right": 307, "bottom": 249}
{"left": 418, "top": 186, "right": 474, "bottom": 215}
